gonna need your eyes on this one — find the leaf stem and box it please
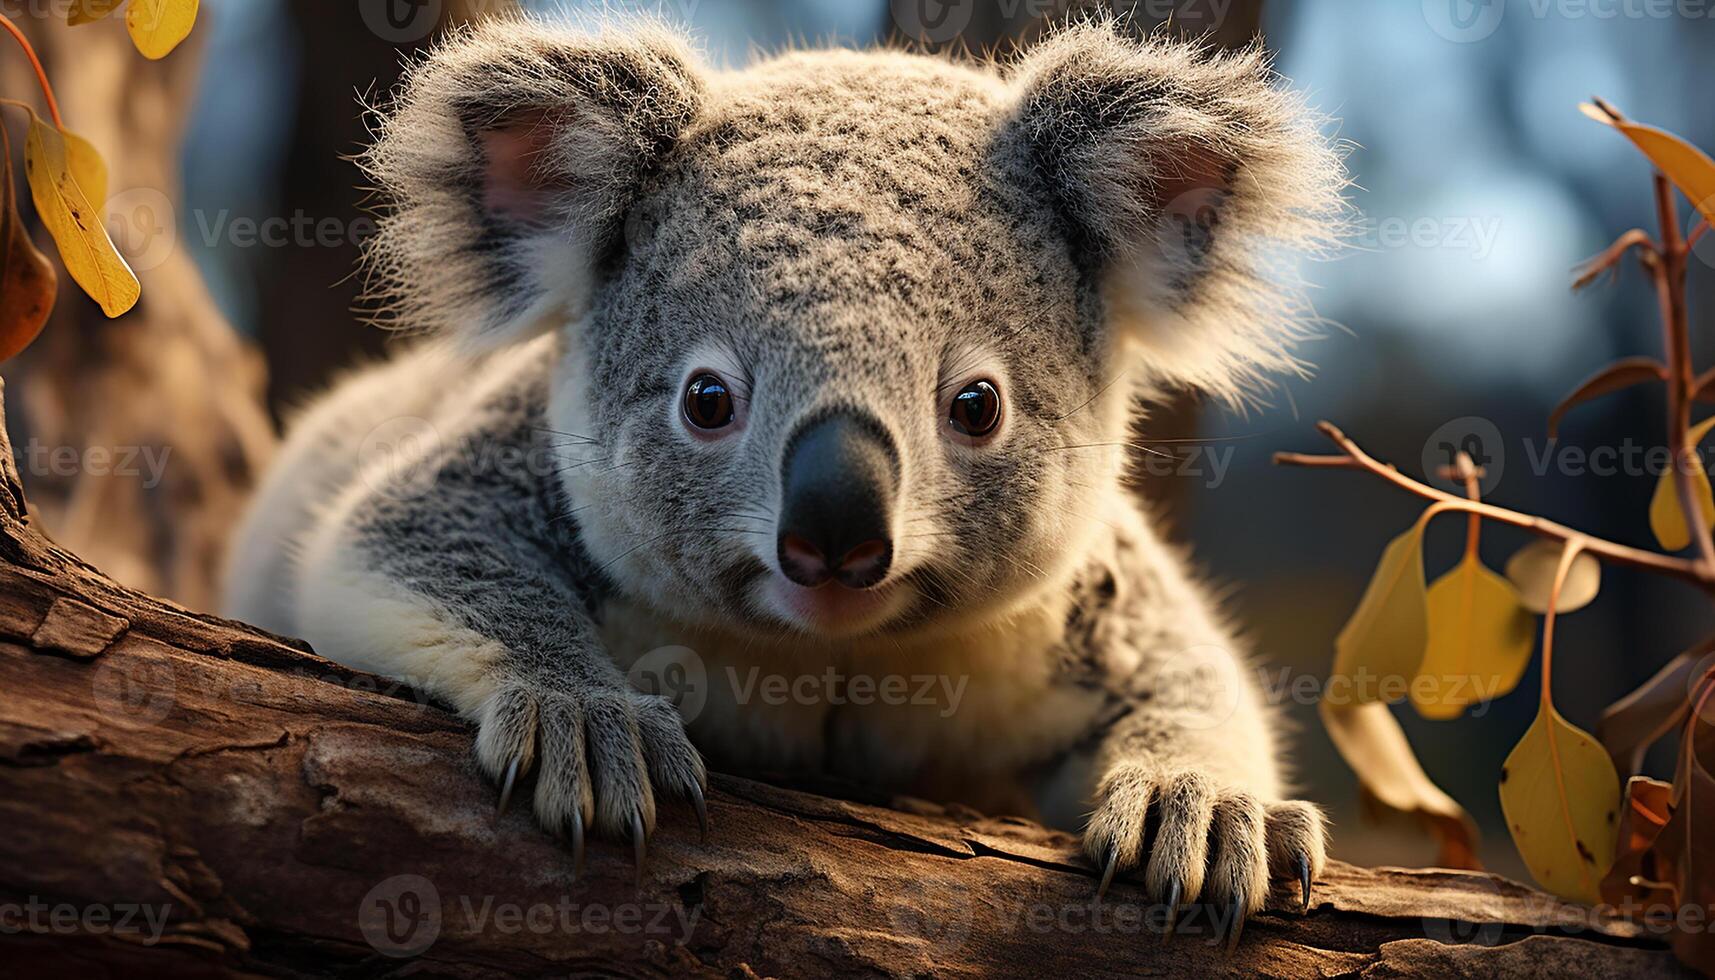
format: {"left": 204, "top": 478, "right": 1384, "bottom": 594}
{"left": 1651, "top": 172, "right": 1715, "bottom": 575}
{"left": 0, "top": 13, "right": 62, "bottom": 129}
{"left": 1275, "top": 423, "right": 1715, "bottom": 593}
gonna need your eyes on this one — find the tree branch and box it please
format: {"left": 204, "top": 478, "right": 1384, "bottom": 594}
{"left": 1276, "top": 422, "right": 1715, "bottom": 593}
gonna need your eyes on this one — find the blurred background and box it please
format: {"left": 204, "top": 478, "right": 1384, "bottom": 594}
{"left": 7, "top": 0, "right": 1715, "bottom": 880}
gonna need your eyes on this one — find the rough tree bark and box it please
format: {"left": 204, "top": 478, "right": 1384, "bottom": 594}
{"left": 0, "top": 382, "right": 1689, "bottom": 977}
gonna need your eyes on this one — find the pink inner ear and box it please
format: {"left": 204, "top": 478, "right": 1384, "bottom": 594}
{"left": 480, "top": 112, "right": 559, "bottom": 223}
{"left": 1151, "top": 140, "right": 1237, "bottom": 225}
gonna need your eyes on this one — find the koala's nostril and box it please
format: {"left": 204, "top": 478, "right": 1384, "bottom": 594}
{"left": 779, "top": 532, "right": 832, "bottom": 588}
{"left": 834, "top": 539, "right": 892, "bottom": 590}
{"left": 777, "top": 411, "right": 899, "bottom": 592}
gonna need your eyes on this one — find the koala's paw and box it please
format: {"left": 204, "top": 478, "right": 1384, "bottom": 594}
{"left": 474, "top": 680, "right": 707, "bottom": 880}
{"left": 1082, "top": 766, "right": 1326, "bottom": 948}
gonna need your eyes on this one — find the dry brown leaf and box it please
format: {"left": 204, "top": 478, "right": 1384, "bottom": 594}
{"left": 1505, "top": 540, "right": 1601, "bottom": 614}
{"left": 1658, "top": 675, "right": 1715, "bottom": 974}
{"left": 1321, "top": 698, "right": 1482, "bottom": 869}
{"left": 0, "top": 120, "right": 56, "bottom": 361}
{"left": 1547, "top": 357, "right": 1667, "bottom": 439}
{"left": 1583, "top": 100, "right": 1715, "bottom": 229}
{"left": 1597, "top": 638, "right": 1712, "bottom": 776}
{"left": 1598, "top": 775, "right": 1674, "bottom": 911}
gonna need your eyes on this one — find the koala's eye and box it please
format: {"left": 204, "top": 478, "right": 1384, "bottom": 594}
{"left": 683, "top": 374, "right": 735, "bottom": 430}
{"left": 948, "top": 380, "right": 1002, "bottom": 439}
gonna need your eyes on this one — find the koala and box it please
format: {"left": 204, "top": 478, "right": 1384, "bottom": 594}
{"left": 224, "top": 14, "right": 1345, "bottom": 940}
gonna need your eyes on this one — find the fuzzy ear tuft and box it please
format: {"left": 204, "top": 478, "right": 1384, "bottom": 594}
{"left": 360, "top": 16, "right": 706, "bottom": 352}
{"left": 1005, "top": 20, "right": 1349, "bottom": 404}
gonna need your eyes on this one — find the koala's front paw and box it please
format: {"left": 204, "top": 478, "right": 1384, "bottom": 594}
{"left": 1082, "top": 766, "right": 1326, "bottom": 947}
{"left": 473, "top": 679, "right": 707, "bottom": 880}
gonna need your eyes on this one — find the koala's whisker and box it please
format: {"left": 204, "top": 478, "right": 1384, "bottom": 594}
{"left": 1053, "top": 370, "right": 1132, "bottom": 423}
{"left": 1045, "top": 441, "right": 1173, "bottom": 460}
{"left": 530, "top": 425, "right": 602, "bottom": 445}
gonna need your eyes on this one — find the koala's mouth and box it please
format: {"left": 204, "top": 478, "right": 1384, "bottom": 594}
{"left": 754, "top": 573, "right": 914, "bottom": 639}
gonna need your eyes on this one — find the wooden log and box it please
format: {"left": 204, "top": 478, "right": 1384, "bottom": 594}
{"left": 0, "top": 381, "right": 1687, "bottom": 977}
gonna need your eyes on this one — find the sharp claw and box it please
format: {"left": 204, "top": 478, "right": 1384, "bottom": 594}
{"left": 496, "top": 758, "right": 520, "bottom": 819}
{"left": 1298, "top": 853, "right": 1313, "bottom": 913}
{"left": 1159, "top": 878, "right": 1182, "bottom": 945}
{"left": 570, "top": 806, "right": 585, "bottom": 882}
{"left": 690, "top": 782, "right": 709, "bottom": 843}
{"left": 1095, "top": 849, "right": 1118, "bottom": 903}
{"left": 1224, "top": 897, "right": 1245, "bottom": 952}
{"left": 632, "top": 809, "right": 647, "bottom": 890}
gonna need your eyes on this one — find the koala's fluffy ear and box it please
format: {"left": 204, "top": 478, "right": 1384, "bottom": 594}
{"left": 361, "top": 17, "right": 706, "bottom": 351}
{"left": 1004, "top": 21, "right": 1347, "bottom": 402}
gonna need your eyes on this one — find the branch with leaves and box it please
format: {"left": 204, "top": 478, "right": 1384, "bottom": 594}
{"left": 1278, "top": 100, "right": 1715, "bottom": 974}
{"left": 0, "top": 2, "right": 198, "bottom": 359}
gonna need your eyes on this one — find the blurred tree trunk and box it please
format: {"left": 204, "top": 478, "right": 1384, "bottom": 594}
{"left": 0, "top": 15, "right": 275, "bottom": 613}
{"left": 256, "top": 0, "right": 513, "bottom": 420}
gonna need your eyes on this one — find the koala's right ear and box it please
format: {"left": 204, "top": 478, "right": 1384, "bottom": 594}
{"left": 361, "top": 17, "right": 706, "bottom": 351}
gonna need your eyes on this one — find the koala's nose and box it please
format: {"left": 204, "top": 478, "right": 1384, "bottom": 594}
{"left": 777, "top": 412, "right": 897, "bottom": 590}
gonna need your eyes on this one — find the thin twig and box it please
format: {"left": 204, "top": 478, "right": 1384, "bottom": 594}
{"left": 1275, "top": 422, "right": 1715, "bottom": 593}
{"left": 1572, "top": 228, "right": 1658, "bottom": 290}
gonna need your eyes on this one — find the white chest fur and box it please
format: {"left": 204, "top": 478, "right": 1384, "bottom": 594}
{"left": 599, "top": 595, "right": 1106, "bottom": 792}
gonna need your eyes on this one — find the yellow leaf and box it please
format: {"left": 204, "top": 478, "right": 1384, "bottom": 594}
{"left": 23, "top": 115, "right": 139, "bottom": 318}
{"left": 126, "top": 0, "right": 197, "bottom": 60}
{"left": 1504, "top": 540, "right": 1601, "bottom": 614}
{"left": 1412, "top": 555, "right": 1534, "bottom": 720}
{"left": 1649, "top": 415, "right": 1715, "bottom": 552}
{"left": 1499, "top": 703, "right": 1621, "bottom": 904}
{"left": 1320, "top": 700, "right": 1481, "bottom": 869}
{"left": 67, "top": 0, "right": 126, "bottom": 25}
{"left": 0, "top": 118, "right": 56, "bottom": 361}
{"left": 1333, "top": 522, "right": 1428, "bottom": 704}
{"left": 63, "top": 130, "right": 108, "bottom": 207}
{"left": 1584, "top": 102, "right": 1715, "bottom": 229}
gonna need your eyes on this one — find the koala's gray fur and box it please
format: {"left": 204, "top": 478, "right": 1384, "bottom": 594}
{"left": 225, "top": 13, "right": 1345, "bottom": 931}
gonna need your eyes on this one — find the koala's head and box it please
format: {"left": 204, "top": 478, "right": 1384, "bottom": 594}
{"left": 364, "top": 15, "right": 1344, "bottom": 642}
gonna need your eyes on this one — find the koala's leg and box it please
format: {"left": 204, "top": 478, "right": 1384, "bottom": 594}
{"left": 290, "top": 398, "right": 705, "bottom": 869}
{"left": 1054, "top": 521, "right": 1326, "bottom": 943}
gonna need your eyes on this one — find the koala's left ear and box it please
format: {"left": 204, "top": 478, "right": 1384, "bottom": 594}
{"left": 1003, "top": 22, "right": 1347, "bottom": 402}
{"left": 361, "top": 17, "right": 707, "bottom": 352}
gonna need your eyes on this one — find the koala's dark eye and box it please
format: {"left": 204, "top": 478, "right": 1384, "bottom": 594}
{"left": 948, "top": 380, "right": 1002, "bottom": 439}
{"left": 683, "top": 374, "right": 735, "bottom": 430}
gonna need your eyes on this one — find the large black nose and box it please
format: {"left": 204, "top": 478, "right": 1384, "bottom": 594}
{"left": 777, "top": 412, "right": 897, "bottom": 589}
